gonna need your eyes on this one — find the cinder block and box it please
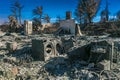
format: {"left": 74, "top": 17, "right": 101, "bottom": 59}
{"left": 97, "top": 60, "right": 110, "bottom": 70}
{"left": 32, "top": 39, "right": 55, "bottom": 61}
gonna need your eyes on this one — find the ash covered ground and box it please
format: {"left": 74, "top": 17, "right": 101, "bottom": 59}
{"left": 0, "top": 32, "right": 120, "bottom": 80}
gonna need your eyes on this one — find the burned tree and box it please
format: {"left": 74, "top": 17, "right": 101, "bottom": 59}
{"left": 100, "top": 0, "right": 109, "bottom": 22}
{"left": 32, "top": 6, "right": 43, "bottom": 32}
{"left": 8, "top": 16, "right": 18, "bottom": 32}
{"left": 32, "top": 18, "right": 41, "bottom": 31}
{"left": 11, "top": 0, "right": 24, "bottom": 25}
{"left": 44, "top": 14, "right": 50, "bottom": 23}
{"left": 116, "top": 10, "right": 120, "bottom": 20}
{"left": 75, "top": 0, "right": 101, "bottom": 24}
{"left": 33, "top": 6, "right": 43, "bottom": 26}
{"left": 56, "top": 16, "right": 61, "bottom": 23}
{"left": 11, "top": 7, "right": 17, "bottom": 21}
{"left": 104, "top": 0, "right": 109, "bottom": 21}
{"left": 86, "top": 0, "right": 101, "bottom": 23}
{"left": 75, "top": 0, "right": 84, "bottom": 24}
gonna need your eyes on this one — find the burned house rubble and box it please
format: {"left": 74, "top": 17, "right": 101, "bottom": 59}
{"left": 0, "top": 31, "right": 120, "bottom": 80}
{"left": 0, "top": 13, "right": 120, "bottom": 80}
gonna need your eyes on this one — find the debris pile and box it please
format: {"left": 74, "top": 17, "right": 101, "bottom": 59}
{"left": 0, "top": 33, "right": 120, "bottom": 79}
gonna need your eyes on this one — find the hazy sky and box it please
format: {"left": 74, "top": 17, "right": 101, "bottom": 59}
{"left": 0, "top": 0, "right": 120, "bottom": 24}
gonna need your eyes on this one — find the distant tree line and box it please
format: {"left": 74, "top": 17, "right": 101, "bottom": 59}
{"left": 7, "top": 0, "right": 120, "bottom": 33}
{"left": 75, "top": 0, "right": 120, "bottom": 25}
{"left": 8, "top": 0, "right": 51, "bottom": 32}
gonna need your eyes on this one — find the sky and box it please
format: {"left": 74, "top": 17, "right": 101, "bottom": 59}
{"left": 0, "top": 0, "right": 120, "bottom": 24}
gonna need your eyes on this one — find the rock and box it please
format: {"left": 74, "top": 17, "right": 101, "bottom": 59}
{"left": 0, "top": 71, "right": 4, "bottom": 76}
{"left": 86, "top": 72, "right": 94, "bottom": 80}
{"left": 15, "top": 75, "right": 26, "bottom": 80}
{"left": 4, "top": 69, "right": 15, "bottom": 79}
{"left": 11, "top": 33, "right": 18, "bottom": 37}
{"left": 88, "top": 63, "right": 94, "bottom": 68}
{"left": 5, "top": 32, "right": 11, "bottom": 36}
{"left": 3, "top": 57, "right": 17, "bottom": 65}
{"left": 0, "top": 42, "right": 4, "bottom": 47}
{"left": 15, "top": 37, "right": 22, "bottom": 43}
{"left": 11, "top": 67, "right": 18, "bottom": 76}
{"left": 6, "top": 41, "right": 17, "bottom": 53}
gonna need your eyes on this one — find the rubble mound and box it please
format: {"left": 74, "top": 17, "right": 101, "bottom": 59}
{"left": 0, "top": 33, "right": 120, "bottom": 80}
